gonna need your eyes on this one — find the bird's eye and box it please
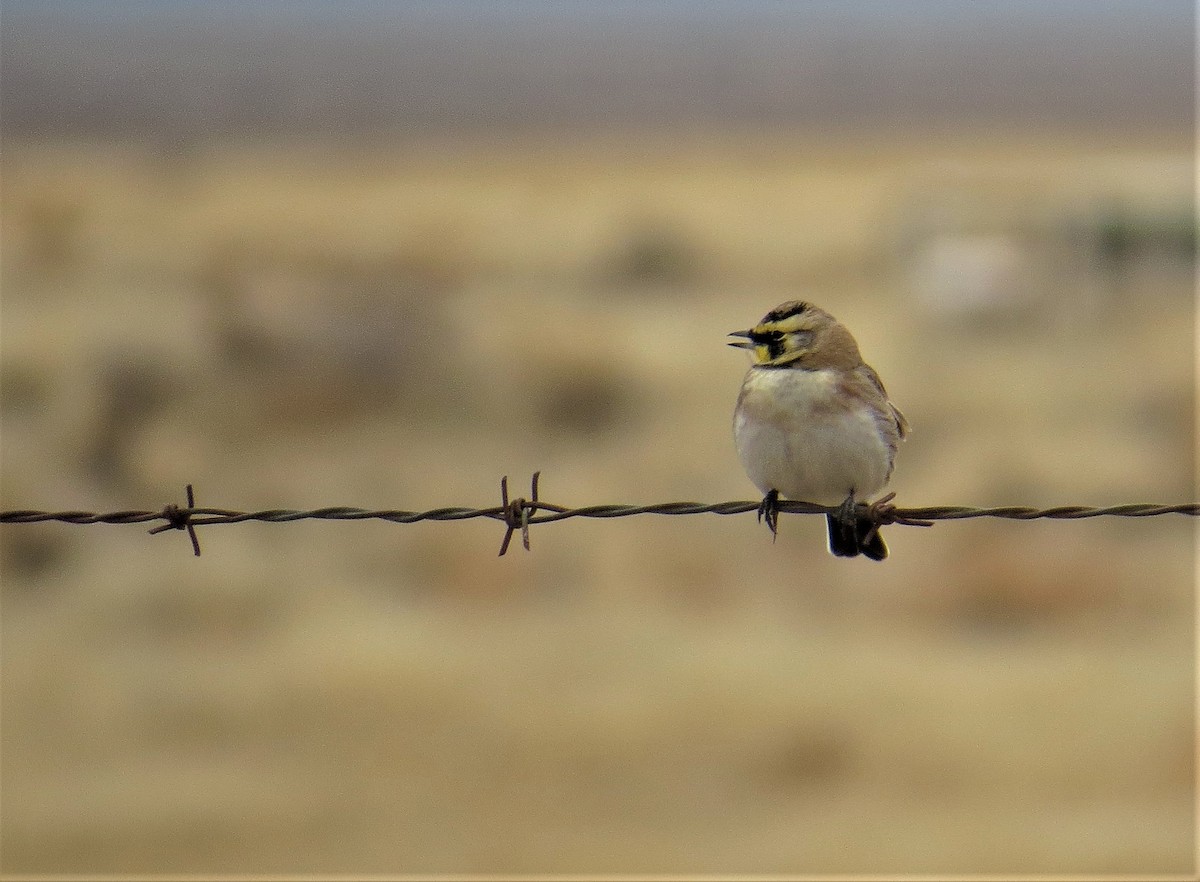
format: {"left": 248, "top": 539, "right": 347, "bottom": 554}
{"left": 752, "top": 330, "right": 786, "bottom": 360}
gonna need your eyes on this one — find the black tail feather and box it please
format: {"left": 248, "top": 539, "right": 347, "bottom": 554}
{"left": 826, "top": 512, "right": 888, "bottom": 561}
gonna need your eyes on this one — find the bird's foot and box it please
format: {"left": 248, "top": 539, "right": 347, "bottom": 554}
{"left": 757, "top": 489, "right": 780, "bottom": 540}
{"left": 836, "top": 493, "right": 859, "bottom": 533}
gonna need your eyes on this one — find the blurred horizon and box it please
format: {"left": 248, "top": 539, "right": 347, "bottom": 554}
{"left": 3, "top": 0, "right": 1193, "bottom": 141}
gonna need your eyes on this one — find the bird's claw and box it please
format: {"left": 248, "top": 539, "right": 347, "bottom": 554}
{"left": 757, "top": 489, "right": 780, "bottom": 540}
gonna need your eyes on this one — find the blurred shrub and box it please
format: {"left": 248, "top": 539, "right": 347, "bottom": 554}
{"left": 600, "top": 218, "right": 700, "bottom": 288}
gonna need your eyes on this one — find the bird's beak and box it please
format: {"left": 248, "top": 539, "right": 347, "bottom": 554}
{"left": 727, "top": 329, "right": 755, "bottom": 349}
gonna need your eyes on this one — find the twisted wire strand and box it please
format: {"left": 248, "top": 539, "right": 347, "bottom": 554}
{"left": 3, "top": 502, "right": 1197, "bottom": 526}
{"left": 2, "top": 477, "right": 1196, "bottom": 557}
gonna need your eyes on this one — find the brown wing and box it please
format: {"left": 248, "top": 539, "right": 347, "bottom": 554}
{"left": 861, "top": 363, "right": 908, "bottom": 440}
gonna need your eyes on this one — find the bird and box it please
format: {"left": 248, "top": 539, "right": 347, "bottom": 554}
{"left": 729, "top": 300, "right": 908, "bottom": 560}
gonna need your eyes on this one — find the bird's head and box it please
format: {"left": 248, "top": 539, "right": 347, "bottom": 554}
{"left": 728, "top": 300, "right": 861, "bottom": 370}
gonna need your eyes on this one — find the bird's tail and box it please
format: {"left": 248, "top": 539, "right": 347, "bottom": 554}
{"left": 826, "top": 513, "right": 888, "bottom": 561}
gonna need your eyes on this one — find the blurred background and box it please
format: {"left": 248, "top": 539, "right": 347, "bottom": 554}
{"left": 1, "top": 0, "right": 1194, "bottom": 875}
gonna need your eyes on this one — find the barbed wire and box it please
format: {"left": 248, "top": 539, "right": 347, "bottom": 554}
{"left": 2, "top": 474, "right": 1196, "bottom": 557}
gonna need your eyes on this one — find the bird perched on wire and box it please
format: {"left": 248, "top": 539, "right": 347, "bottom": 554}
{"left": 729, "top": 300, "right": 908, "bottom": 560}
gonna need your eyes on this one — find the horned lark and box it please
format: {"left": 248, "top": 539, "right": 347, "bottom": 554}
{"left": 729, "top": 301, "right": 908, "bottom": 560}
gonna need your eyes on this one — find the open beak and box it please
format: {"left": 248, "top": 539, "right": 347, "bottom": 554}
{"left": 727, "top": 329, "right": 755, "bottom": 349}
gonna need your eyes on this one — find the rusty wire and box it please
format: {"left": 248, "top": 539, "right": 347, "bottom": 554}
{"left": 1, "top": 476, "right": 1196, "bottom": 557}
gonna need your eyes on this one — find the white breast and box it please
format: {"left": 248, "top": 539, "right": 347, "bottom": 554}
{"left": 733, "top": 367, "right": 892, "bottom": 505}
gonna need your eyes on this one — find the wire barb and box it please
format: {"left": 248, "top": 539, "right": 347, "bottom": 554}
{"left": 146, "top": 484, "right": 202, "bottom": 556}
{"left": 497, "top": 472, "right": 542, "bottom": 556}
{"left": 2, "top": 477, "right": 1196, "bottom": 558}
